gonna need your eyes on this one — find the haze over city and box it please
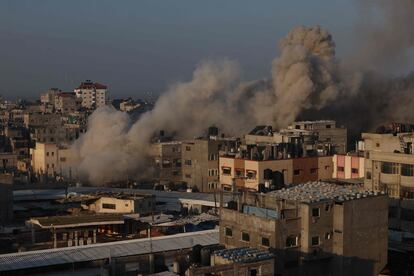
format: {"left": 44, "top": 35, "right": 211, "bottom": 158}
{"left": 0, "top": 1, "right": 414, "bottom": 275}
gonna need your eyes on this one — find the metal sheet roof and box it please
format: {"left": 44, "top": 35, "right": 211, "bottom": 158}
{"left": 0, "top": 229, "right": 219, "bottom": 272}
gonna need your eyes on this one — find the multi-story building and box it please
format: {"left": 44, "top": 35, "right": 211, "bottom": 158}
{"left": 332, "top": 153, "right": 365, "bottom": 179}
{"left": 74, "top": 80, "right": 107, "bottom": 109}
{"left": 362, "top": 125, "right": 414, "bottom": 232}
{"left": 54, "top": 92, "right": 79, "bottom": 114}
{"left": 287, "top": 120, "right": 348, "bottom": 154}
{"left": 219, "top": 155, "right": 333, "bottom": 191}
{"left": 30, "top": 142, "right": 77, "bottom": 178}
{"left": 149, "top": 141, "right": 182, "bottom": 183}
{"left": 220, "top": 182, "right": 388, "bottom": 276}
{"left": 182, "top": 138, "right": 222, "bottom": 192}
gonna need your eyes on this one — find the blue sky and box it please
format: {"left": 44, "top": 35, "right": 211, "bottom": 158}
{"left": 0, "top": 0, "right": 358, "bottom": 99}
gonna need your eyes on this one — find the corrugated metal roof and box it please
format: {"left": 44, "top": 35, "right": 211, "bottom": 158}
{"left": 0, "top": 229, "right": 219, "bottom": 272}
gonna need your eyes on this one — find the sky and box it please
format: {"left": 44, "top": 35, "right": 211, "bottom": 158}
{"left": 0, "top": 0, "right": 358, "bottom": 99}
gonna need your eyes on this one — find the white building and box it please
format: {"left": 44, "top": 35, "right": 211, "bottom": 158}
{"left": 74, "top": 80, "right": 107, "bottom": 109}
{"left": 30, "top": 142, "right": 77, "bottom": 178}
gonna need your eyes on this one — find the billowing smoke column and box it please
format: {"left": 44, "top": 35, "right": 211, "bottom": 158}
{"left": 73, "top": 19, "right": 414, "bottom": 184}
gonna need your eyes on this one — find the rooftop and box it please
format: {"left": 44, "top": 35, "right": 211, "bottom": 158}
{"left": 213, "top": 247, "right": 274, "bottom": 264}
{"left": 0, "top": 230, "right": 219, "bottom": 272}
{"left": 28, "top": 213, "right": 124, "bottom": 229}
{"left": 268, "top": 181, "right": 385, "bottom": 204}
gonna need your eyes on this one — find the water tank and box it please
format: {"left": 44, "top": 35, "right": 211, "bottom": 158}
{"left": 258, "top": 183, "right": 266, "bottom": 193}
{"left": 189, "top": 244, "right": 202, "bottom": 264}
{"left": 264, "top": 169, "right": 273, "bottom": 180}
{"left": 208, "top": 126, "right": 219, "bottom": 137}
{"left": 272, "top": 171, "right": 285, "bottom": 190}
{"left": 227, "top": 200, "right": 238, "bottom": 210}
{"left": 200, "top": 245, "right": 225, "bottom": 266}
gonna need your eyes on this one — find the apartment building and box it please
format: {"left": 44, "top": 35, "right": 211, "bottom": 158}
{"left": 149, "top": 141, "right": 182, "bottom": 183}
{"left": 30, "top": 142, "right": 77, "bottom": 178}
{"left": 219, "top": 156, "right": 333, "bottom": 191}
{"left": 332, "top": 153, "right": 365, "bottom": 179}
{"left": 287, "top": 120, "right": 347, "bottom": 154}
{"left": 74, "top": 80, "right": 107, "bottom": 109}
{"left": 362, "top": 126, "right": 414, "bottom": 232}
{"left": 220, "top": 182, "right": 388, "bottom": 276}
{"left": 54, "top": 92, "right": 79, "bottom": 113}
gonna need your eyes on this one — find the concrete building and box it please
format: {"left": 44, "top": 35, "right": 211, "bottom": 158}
{"left": 187, "top": 247, "right": 275, "bottom": 276}
{"left": 362, "top": 128, "right": 414, "bottom": 233}
{"left": 54, "top": 92, "right": 79, "bottom": 113}
{"left": 182, "top": 136, "right": 238, "bottom": 193}
{"left": 332, "top": 153, "right": 365, "bottom": 179}
{"left": 220, "top": 182, "right": 388, "bottom": 276}
{"left": 149, "top": 141, "right": 182, "bottom": 183}
{"left": 74, "top": 80, "right": 107, "bottom": 109}
{"left": 30, "top": 142, "right": 77, "bottom": 178}
{"left": 87, "top": 195, "right": 155, "bottom": 214}
{"left": 287, "top": 120, "right": 347, "bottom": 154}
{"left": 219, "top": 156, "right": 333, "bottom": 191}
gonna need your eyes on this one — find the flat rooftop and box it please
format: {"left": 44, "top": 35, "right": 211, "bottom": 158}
{"left": 28, "top": 213, "right": 125, "bottom": 229}
{"left": 268, "top": 181, "right": 385, "bottom": 204}
{"left": 213, "top": 247, "right": 274, "bottom": 263}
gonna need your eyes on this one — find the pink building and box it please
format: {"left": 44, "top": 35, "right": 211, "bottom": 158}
{"left": 332, "top": 154, "right": 364, "bottom": 179}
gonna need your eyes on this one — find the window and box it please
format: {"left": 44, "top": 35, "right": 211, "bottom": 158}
{"left": 51, "top": 152, "right": 54, "bottom": 156}
{"left": 401, "top": 164, "right": 414, "bottom": 176}
{"left": 351, "top": 168, "right": 358, "bottom": 174}
{"left": 222, "top": 167, "right": 231, "bottom": 175}
{"left": 310, "top": 168, "right": 317, "bottom": 174}
{"left": 249, "top": 269, "right": 257, "bottom": 276}
{"left": 46, "top": 152, "right": 49, "bottom": 156}
{"left": 294, "top": 169, "right": 301, "bottom": 175}
{"left": 311, "top": 236, "right": 320, "bottom": 246}
{"left": 325, "top": 204, "right": 331, "bottom": 212}
{"left": 241, "top": 232, "right": 250, "bottom": 242}
{"left": 185, "top": 174, "right": 191, "bottom": 179}
{"left": 102, "top": 203, "right": 116, "bottom": 209}
{"left": 246, "top": 170, "right": 256, "bottom": 179}
{"left": 325, "top": 232, "right": 332, "bottom": 240}
{"left": 286, "top": 235, "right": 298, "bottom": 247}
{"left": 225, "top": 227, "right": 232, "bottom": 237}
{"left": 337, "top": 166, "right": 344, "bottom": 172}
{"left": 366, "top": 171, "right": 372, "bottom": 179}
{"left": 185, "top": 146, "right": 191, "bottom": 151}
{"left": 381, "top": 162, "right": 398, "bottom": 174}
{"left": 376, "top": 143, "right": 380, "bottom": 148}
{"left": 261, "top": 237, "right": 270, "bottom": 247}
{"left": 208, "top": 154, "right": 217, "bottom": 161}
{"left": 312, "top": 208, "right": 320, "bottom": 217}
{"left": 326, "top": 124, "right": 331, "bottom": 129}
{"left": 184, "top": 159, "right": 192, "bottom": 166}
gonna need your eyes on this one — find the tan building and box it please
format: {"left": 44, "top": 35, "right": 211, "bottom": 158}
{"left": 220, "top": 182, "right": 388, "bottom": 276}
{"left": 182, "top": 137, "right": 231, "bottom": 193}
{"left": 87, "top": 195, "right": 155, "bottom": 215}
{"left": 287, "top": 120, "right": 348, "bottom": 154}
{"left": 74, "top": 80, "right": 107, "bottom": 109}
{"left": 186, "top": 247, "right": 275, "bottom": 276}
{"left": 362, "top": 131, "right": 414, "bottom": 232}
{"left": 54, "top": 92, "right": 79, "bottom": 113}
{"left": 30, "top": 142, "right": 77, "bottom": 178}
{"left": 149, "top": 141, "right": 182, "bottom": 183}
{"left": 219, "top": 156, "right": 333, "bottom": 191}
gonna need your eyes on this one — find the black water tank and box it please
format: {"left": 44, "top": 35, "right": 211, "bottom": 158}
{"left": 264, "top": 169, "right": 273, "bottom": 180}
{"left": 272, "top": 171, "right": 285, "bottom": 190}
{"left": 258, "top": 183, "right": 266, "bottom": 193}
{"left": 208, "top": 126, "right": 219, "bottom": 136}
{"left": 189, "top": 244, "right": 202, "bottom": 264}
{"left": 200, "top": 245, "right": 225, "bottom": 266}
{"left": 227, "top": 200, "right": 238, "bottom": 210}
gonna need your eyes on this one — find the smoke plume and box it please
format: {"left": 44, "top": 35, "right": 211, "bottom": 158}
{"left": 72, "top": 2, "right": 414, "bottom": 184}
